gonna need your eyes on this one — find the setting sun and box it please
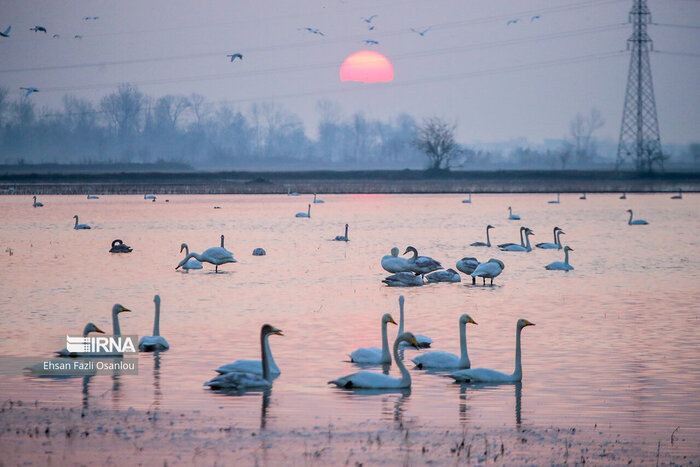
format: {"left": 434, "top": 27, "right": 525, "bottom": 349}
{"left": 339, "top": 50, "right": 394, "bottom": 83}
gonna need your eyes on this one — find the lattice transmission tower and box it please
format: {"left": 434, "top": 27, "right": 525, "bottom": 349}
{"left": 616, "top": 0, "right": 663, "bottom": 171}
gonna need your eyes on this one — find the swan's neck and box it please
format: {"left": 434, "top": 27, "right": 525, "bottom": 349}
{"left": 313, "top": 194, "right": 317, "bottom": 201}
{"left": 552, "top": 228, "right": 558, "bottom": 243}
{"left": 458, "top": 321, "right": 470, "bottom": 367}
{"left": 485, "top": 227, "right": 491, "bottom": 247}
{"left": 628, "top": 211, "right": 633, "bottom": 224}
{"left": 564, "top": 249, "right": 570, "bottom": 266}
{"left": 381, "top": 319, "right": 391, "bottom": 362}
{"left": 393, "top": 337, "right": 411, "bottom": 387}
{"left": 74, "top": 217, "right": 79, "bottom": 227}
{"left": 555, "top": 230, "right": 562, "bottom": 247}
{"left": 307, "top": 205, "right": 311, "bottom": 216}
{"left": 183, "top": 245, "right": 190, "bottom": 256}
{"left": 409, "top": 249, "right": 418, "bottom": 260}
{"left": 344, "top": 224, "right": 348, "bottom": 238}
{"left": 524, "top": 232, "right": 532, "bottom": 251}
{"left": 262, "top": 333, "right": 277, "bottom": 373}
{"left": 519, "top": 228, "right": 524, "bottom": 246}
{"left": 112, "top": 311, "right": 121, "bottom": 336}
{"left": 260, "top": 330, "right": 271, "bottom": 381}
{"left": 513, "top": 325, "right": 523, "bottom": 380}
{"left": 153, "top": 300, "right": 160, "bottom": 336}
{"left": 82, "top": 324, "right": 91, "bottom": 337}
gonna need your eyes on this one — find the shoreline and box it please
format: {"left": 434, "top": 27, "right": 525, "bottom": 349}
{"left": 0, "top": 403, "right": 697, "bottom": 465}
{"left": 1, "top": 169, "right": 700, "bottom": 195}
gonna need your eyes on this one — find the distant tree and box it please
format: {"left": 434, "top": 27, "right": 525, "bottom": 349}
{"left": 100, "top": 83, "right": 144, "bottom": 140}
{"left": 569, "top": 108, "right": 605, "bottom": 164}
{"left": 153, "top": 95, "right": 190, "bottom": 131}
{"left": 688, "top": 143, "right": 700, "bottom": 167}
{"left": 413, "top": 117, "right": 461, "bottom": 170}
{"left": 188, "top": 93, "right": 211, "bottom": 128}
{"left": 0, "top": 87, "right": 9, "bottom": 127}
{"left": 557, "top": 141, "right": 574, "bottom": 169}
{"left": 11, "top": 97, "right": 36, "bottom": 127}
{"left": 638, "top": 140, "right": 669, "bottom": 174}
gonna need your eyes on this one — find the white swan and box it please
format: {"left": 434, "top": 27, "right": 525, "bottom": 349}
{"left": 456, "top": 257, "right": 479, "bottom": 284}
{"left": 214, "top": 324, "right": 282, "bottom": 375}
{"left": 580, "top": 193, "right": 587, "bottom": 200}
{"left": 382, "top": 272, "right": 424, "bottom": 287}
{"left": 627, "top": 209, "right": 648, "bottom": 225}
{"left": 333, "top": 224, "right": 349, "bottom": 242}
{"left": 295, "top": 204, "right": 311, "bottom": 218}
{"left": 619, "top": 192, "right": 626, "bottom": 199}
{"left": 671, "top": 189, "right": 682, "bottom": 199}
{"left": 349, "top": 313, "right": 397, "bottom": 364}
{"left": 205, "top": 325, "right": 283, "bottom": 389}
{"left": 109, "top": 303, "right": 130, "bottom": 336}
{"left": 426, "top": 268, "right": 461, "bottom": 283}
{"left": 500, "top": 228, "right": 533, "bottom": 252}
{"left": 329, "top": 333, "right": 420, "bottom": 389}
{"left": 548, "top": 193, "right": 560, "bottom": 204}
{"left": 471, "top": 225, "right": 494, "bottom": 247}
{"left": 313, "top": 193, "right": 325, "bottom": 204}
{"left": 535, "top": 227, "right": 563, "bottom": 249}
{"left": 55, "top": 322, "right": 105, "bottom": 356}
{"left": 73, "top": 215, "right": 91, "bottom": 230}
{"left": 471, "top": 258, "right": 505, "bottom": 285}
{"left": 498, "top": 227, "right": 524, "bottom": 249}
{"left": 396, "top": 295, "right": 433, "bottom": 348}
{"left": 138, "top": 295, "right": 169, "bottom": 352}
{"left": 462, "top": 193, "right": 472, "bottom": 203}
{"left": 545, "top": 246, "right": 574, "bottom": 271}
{"left": 87, "top": 193, "right": 99, "bottom": 199}
{"left": 411, "top": 314, "right": 477, "bottom": 369}
{"left": 287, "top": 186, "right": 299, "bottom": 196}
{"left": 179, "top": 243, "right": 203, "bottom": 269}
{"left": 32, "top": 195, "right": 43, "bottom": 207}
{"left": 404, "top": 246, "right": 443, "bottom": 276}
{"left": 144, "top": 194, "right": 156, "bottom": 200}
{"left": 381, "top": 247, "right": 412, "bottom": 273}
{"left": 450, "top": 319, "right": 534, "bottom": 383}
{"left": 508, "top": 206, "right": 520, "bottom": 220}
{"left": 176, "top": 246, "right": 236, "bottom": 272}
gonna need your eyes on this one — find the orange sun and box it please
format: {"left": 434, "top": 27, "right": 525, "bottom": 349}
{"left": 340, "top": 50, "right": 394, "bottom": 83}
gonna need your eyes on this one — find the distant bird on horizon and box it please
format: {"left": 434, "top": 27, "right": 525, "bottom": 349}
{"left": 30, "top": 26, "right": 47, "bottom": 33}
{"left": 83, "top": 16, "right": 99, "bottom": 21}
{"left": 507, "top": 19, "right": 519, "bottom": 26}
{"left": 0, "top": 26, "right": 11, "bottom": 38}
{"left": 20, "top": 87, "right": 39, "bottom": 97}
{"left": 227, "top": 53, "right": 243, "bottom": 62}
{"left": 52, "top": 34, "right": 60, "bottom": 38}
{"left": 299, "top": 27, "right": 324, "bottom": 36}
{"left": 74, "top": 35, "right": 83, "bottom": 39}
{"left": 410, "top": 27, "right": 431, "bottom": 36}
{"left": 362, "top": 15, "right": 378, "bottom": 24}
{"left": 364, "top": 39, "right": 379, "bottom": 45}
{"left": 531, "top": 15, "right": 541, "bottom": 22}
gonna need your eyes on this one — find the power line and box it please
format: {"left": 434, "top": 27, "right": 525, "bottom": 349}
{"left": 653, "top": 50, "right": 700, "bottom": 58}
{"left": 651, "top": 22, "right": 700, "bottom": 30}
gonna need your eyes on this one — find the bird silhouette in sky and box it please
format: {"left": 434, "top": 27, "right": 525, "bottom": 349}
{"left": 362, "top": 15, "right": 378, "bottom": 24}
{"left": 20, "top": 87, "right": 39, "bottom": 97}
{"left": 364, "top": 39, "right": 378, "bottom": 45}
{"left": 531, "top": 15, "right": 541, "bottom": 22}
{"left": 410, "top": 27, "right": 431, "bottom": 36}
{"left": 368, "top": 25, "right": 375, "bottom": 31}
{"left": 0, "top": 26, "right": 11, "bottom": 38}
{"left": 74, "top": 35, "right": 83, "bottom": 39}
{"left": 299, "top": 27, "right": 324, "bottom": 36}
{"left": 227, "top": 53, "right": 243, "bottom": 62}
{"left": 52, "top": 34, "right": 60, "bottom": 38}
{"left": 30, "top": 26, "right": 47, "bottom": 33}
{"left": 83, "top": 16, "right": 99, "bottom": 21}
{"left": 507, "top": 19, "right": 519, "bottom": 26}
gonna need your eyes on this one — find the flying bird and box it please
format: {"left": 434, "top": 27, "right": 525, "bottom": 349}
{"left": 530, "top": 15, "right": 541, "bottom": 22}
{"left": 0, "top": 26, "right": 11, "bottom": 38}
{"left": 362, "top": 15, "right": 378, "bottom": 24}
{"left": 20, "top": 87, "right": 39, "bottom": 96}
{"left": 364, "top": 39, "right": 379, "bottom": 45}
{"left": 410, "top": 27, "right": 431, "bottom": 36}
{"left": 299, "top": 27, "right": 324, "bottom": 36}
{"left": 83, "top": 16, "right": 99, "bottom": 21}
{"left": 30, "top": 26, "right": 47, "bottom": 33}
{"left": 52, "top": 34, "right": 60, "bottom": 38}
{"left": 74, "top": 35, "right": 82, "bottom": 39}
{"left": 227, "top": 53, "right": 243, "bottom": 62}
{"left": 507, "top": 19, "right": 519, "bottom": 26}
{"left": 368, "top": 25, "right": 375, "bottom": 31}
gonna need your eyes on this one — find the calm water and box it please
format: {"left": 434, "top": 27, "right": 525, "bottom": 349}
{"left": 0, "top": 193, "right": 698, "bottom": 440}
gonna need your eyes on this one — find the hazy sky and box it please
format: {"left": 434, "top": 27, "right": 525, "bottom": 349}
{"left": 1, "top": 0, "right": 698, "bottom": 144}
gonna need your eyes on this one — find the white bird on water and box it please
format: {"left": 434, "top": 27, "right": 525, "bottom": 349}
{"left": 456, "top": 257, "right": 480, "bottom": 284}
{"left": 545, "top": 246, "right": 574, "bottom": 271}
{"left": 329, "top": 333, "right": 420, "bottom": 389}
{"left": 426, "top": 268, "right": 461, "bottom": 283}
{"left": 349, "top": 313, "right": 397, "bottom": 364}
{"left": 381, "top": 247, "right": 412, "bottom": 273}
{"left": 671, "top": 189, "right": 682, "bottom": 199}
{"left": 500, "top": 228, "right": 533, "bottom": 252}
{"left": 508, "top": 206, "right": 520, "bottom": 220}
{"left": 138, "top": 295, "right": 169, "bottom": 351}
{"left": 411, "top": 314, "right": 477, "bottom": 370}
{"left": 144, "top": 194, "right": 156, "bottom": 200}
{"left": 548, "top": 193, "right": 560, "bottom": 204}
{"left": 498, "top": 226, "right": 525, "bottom": 249}
{"left": 382, "top": 272, "right": 424, "bottom": 287}
{"left": 87, "top": 193, "right": 99, "bottom": 199}
{"left": 205, "top": 325, "right": 283, "bottom": 389}
{"left": 626, "top": 209, "right": 648, "bottom": 225}
{"left": 313, "top": 193, "right": 324, "bottom": 204}
{"left": 176, "top": 245, "right": 236, "bottom": 273}
{"left": 73, "top": 215, "right": 91, "bottom": 230}
{"left": 471, "top": 225, "right": 494, "bottom": 247}
{"left": 296, "top": 204, "right": 311, "bottom": 218}
{"left": 535, "top": 226, "right": 563, "bottom": 249}
{"left": 620, "top": 192, "right": 627, "bottom": 199}
{"left": 396, "top": 295, "right": 433, "bottom": 348}
{"left": 450, "top": 319, "right": 535, "bottom": 383}
{"left": 333, "top": 224, "right": 349, "bottom": 242}
{"left": 214, "top": 324, "right": 282, "bottom": 376}
{"left": 55, "top": 323, "right": 105, "bottom": 356}
{"left": 404, "top": 246, "right": 442, "bottom": 276}
{"left": 471, "top": 258, "right": 505, "bottom": 285}
{"left": 179, "top": 243, "right": 203, "bottom": 270}
{"left": 462, "top": 193, "right": 472, "bottom": 203}
{"left": 32, "top": 195, "right": 43, "bottom": 207}
{"left": 287, "top": 186, "right": 299, "bottom": 196}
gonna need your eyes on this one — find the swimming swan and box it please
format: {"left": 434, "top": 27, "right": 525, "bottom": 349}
{"left": 73, "top": 215, "right": 91, "bottom": 230}
{"left": 580, "top": 193, "right": 587, "bottom": 200}
{"left": 381, "top": 247, "right": 412, "bottom": 273}
{"left": 500, "top": 228, "right": 533, "bottom": 252}
{"left": 498, "top": 227, "right": 525, "bottom": 249}
{"left": 204, "top": 325, "right": 283, "bottom": 389}
{"left": 313, "top": 193, "right": 324, "bottom": 204}
{"left": 671, "top": 189, "right": 682, "bottom": 199}
{"left": 382, "top": 272, "right": 424, "bottom": 287}
{"left": 626, "top": 209, "right": 648, "bottom": 225}
{"left": 450, "top": 319, "right": 534, "bottom": 383}
{"left": 144, "top": 194, "right": 156, "bottom": 200}
{"left": 109, "top": 239, "right": 132, "bottom": 253}
{"left": 176, "top": 246, "right": 236, "bottom": 272}
{"left": 545, "top": 246, "right": 574, "bottom": 271}
{"left": 296, "top": 204, "right": 311, "bottom": 218}
{"left": 619, "top": 192, "right": 626, "bottom": 199}
{"left": 462, "top": 193, "right": 472, "bottom": 203}
{"left": 138, "top": 295, "right": 169, "bottom": 351}
{"left": 178, "top": 243, "right": 203, "bottom": 269}
{"left": 404, "top": 246, "right": 443, "bottom": 276}
{"left": 349, "top": 313, "right": 397, "bottom": 364}
{"left": 456, "top": 257, "right": 480, "bottom": 284}
{"left": 508, "top": 206, "right": 520, "bottom": 220}
{"left": 329, "top": 333, "right": 420, "bottom": 389}
{"left": 411, "top": 314, "right": 477, "bottom": 369}
{"left": 471, "top": 225, "right": 494, "bottom": 247}
{"left": 55, "top": 323, "right": 105, "bottom": 356}
{"left": 548, "top": 193, "right": 560, "bottom": 204}
{"left": 32, "top": 195, "right": 43, "bottom": 207}
{"left": 214, "top": 324, "right": 282, "bottom": 375}
{"left": 87, "top": 193, "right": 99, "bottom": 199}
{"left": 426, "top": 268, "right": 461, "bottom": 283}
{"left": 396, "top": 295, "right": 433, "bottom": 348}
{"left": 471, "top": 258, "right": 505, "bottom": 285}
{"left": 333, "top": 224, "right": 349, "bottom": 242}
{"left": 535, "top": 227, "right": 563, "bottom": 249}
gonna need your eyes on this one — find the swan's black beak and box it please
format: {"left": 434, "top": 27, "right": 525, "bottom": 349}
{"left": 274, "top": 330, "right": 284, "bottom": 336}
{"left": 411, "top": 338, "right": 421, "bottom": 350}
{"left": 389, "top": 317, "right": 397, "bottom": 325}
{"left": 95, "top": 327, "right": 105, "bottom": 334}
{"left": 120, "top": 306, "right": 131, "bottom": 313}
